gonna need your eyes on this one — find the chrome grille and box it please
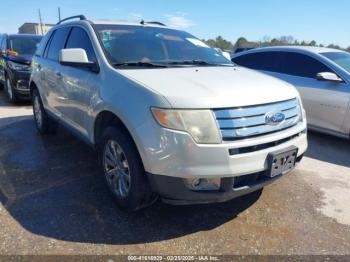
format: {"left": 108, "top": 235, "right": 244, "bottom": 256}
{"left": 214, "top": 99, "right": 301, "bottom": 141}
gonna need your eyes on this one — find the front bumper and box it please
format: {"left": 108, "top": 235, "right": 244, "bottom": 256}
{"left": 147, "top": 155, "right": 303, "bottom": 205}
{"left": 8, "top": 70, "right": 31, "bottom": 99}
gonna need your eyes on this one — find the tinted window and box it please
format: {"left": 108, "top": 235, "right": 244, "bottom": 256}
{"left": 234, "top": 51, "right": 332, "bottom": 78}
{"left": 8, "top": 36, "right": 42, "bottom": 55}
{"left": 233, "top": 52, "right": 280, "bottom": 72}
{"left": 279, "top": 52, "right": 332, "bottom": 78}
{"left": 46, "top": 27, "right": 70, "bottom": 61}
{"left": 65, "top": 27, "right": 96, "bottom": 62}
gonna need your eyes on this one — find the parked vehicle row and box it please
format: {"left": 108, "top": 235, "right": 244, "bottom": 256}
{"left": 0, "top": 33, "right": 42, "bottom": 103}
{"left": 29, "top": 15, "right": 307, "bottom": 211}
{"left": 232, "top": 47, "right": 350, "bottom": 139}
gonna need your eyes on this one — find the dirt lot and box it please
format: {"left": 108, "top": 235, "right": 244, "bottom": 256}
{"left": 0, "top": 91, "right": 350, "bottom": 255}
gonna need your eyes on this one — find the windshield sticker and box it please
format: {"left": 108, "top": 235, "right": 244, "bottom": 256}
{"left": 186, "top": 38, "right": 210, "bottom": 48}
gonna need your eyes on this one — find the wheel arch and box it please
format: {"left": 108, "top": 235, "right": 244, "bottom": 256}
{"left": 93, "top": 110, "right": 149, "bottom": 171}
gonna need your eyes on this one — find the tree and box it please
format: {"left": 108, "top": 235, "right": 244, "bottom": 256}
{"left": 309, "top": 40, "right": 317, "bottom": 46}
{"left": 327, "top": 44, "right": 341, "bottom": 49}
{"left": 234, "top": 37, "right": 249, "bottom": 49}
{"left": 279, "top": 36, "right": 294, "bottom": 45}
{"left": 202, "top": 36, "right": 234, "bottom": 50}
{"left": 202, "top": 36, "right": 347, "bottom": 52}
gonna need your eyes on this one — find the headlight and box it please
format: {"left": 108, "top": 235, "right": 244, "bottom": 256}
{"left": 151, "top": 108, "right": 221, "bottom": 144}
{"left": 8, "top": 61, "right": 31, "bottom": 71}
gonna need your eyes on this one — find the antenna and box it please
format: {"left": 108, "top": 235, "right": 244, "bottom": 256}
{"left": 38, "top": 9, "right": 44, "bottom": 35}
{"left": 58, "top": 7, "right": 61, "bottom": 22}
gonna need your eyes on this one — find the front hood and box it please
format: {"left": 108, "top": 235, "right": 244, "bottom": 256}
{"left": 8, "top": 54, "right": 33, "bottom": 65}
{"left": 120, "top": 66, "right": 299, "bottom": 108}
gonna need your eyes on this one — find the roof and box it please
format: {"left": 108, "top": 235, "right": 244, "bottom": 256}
{"left": 241, "top": 46, "right": 347, "bottom": 55}
{"left": 56, "top": 19, "right": 172, "bottom": 30}
{"left": 91, "top": 20, "right": 170, "bottom": 28}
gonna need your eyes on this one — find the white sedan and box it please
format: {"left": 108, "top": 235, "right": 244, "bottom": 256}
{"left": 232, "top": 46, "right": 350, "bottom": 139}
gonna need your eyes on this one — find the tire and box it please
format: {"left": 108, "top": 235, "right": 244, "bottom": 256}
{"left": 32, "top": 89, "right": 56, "bottom": 134}
{"left": 5, "top": 76, "right": 18, "bottom": 104}
{"left": 98, "top": 127, "right": 155, "bottom": 212}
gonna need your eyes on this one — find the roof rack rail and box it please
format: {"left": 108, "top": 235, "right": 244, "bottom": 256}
{"left": 140, "top": 20, "right": 166, "bottom": 26}
{"left": 57, "top": 15, "right": 87, "bottom": 25}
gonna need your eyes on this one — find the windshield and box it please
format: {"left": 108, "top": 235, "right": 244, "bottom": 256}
{"left": 9, "top": 36, "right": 42, "bottom": 55}
{"left": 321, "top": 52, "right": 350, "bottom": 74}
{"left": 94, "top": 24, "right": 232, "bottom": 67}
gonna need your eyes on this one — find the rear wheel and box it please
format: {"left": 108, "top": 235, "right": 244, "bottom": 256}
{"left": 5, "top": 77, "right": 18, "bottom": 104}
{"left": 99, "top": 127, "right": 156, "bottom": 212}
{"left": 32, "top": 89, "right": 56, "bottom": 134}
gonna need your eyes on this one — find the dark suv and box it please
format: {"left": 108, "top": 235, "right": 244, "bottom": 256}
{"left": 0, "top": 34, "right": 42, "bottom": 103}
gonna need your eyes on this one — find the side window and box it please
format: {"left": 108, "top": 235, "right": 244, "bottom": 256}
{"left": 233, "top": 52, "right": 280, "bottom": 72}
{"left": 35, "top": 31, "right": 52, "bottom": 57}
{"left": 65, "top": 27, "right": 96, "bottom": 62}
{"left": 279, "top": 52, "right": 333, "bottom": 78}
{"left": 46, "top": 27, "right": 70, "bottom": 61}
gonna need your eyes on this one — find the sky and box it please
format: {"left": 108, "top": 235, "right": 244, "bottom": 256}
{"left": 1, "top": 0, "right": 349, "bottom": 47}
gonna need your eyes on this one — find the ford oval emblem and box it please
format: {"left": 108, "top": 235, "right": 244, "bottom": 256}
{"left": 265, "top": 111, "right": 285, "bottom": 126}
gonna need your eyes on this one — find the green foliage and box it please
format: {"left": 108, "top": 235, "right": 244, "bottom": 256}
{"left": 202, "top": 35, "right": 348, "bottom": 52}
{"left": 202, "top": 36, "right": 234, "bottom": 51}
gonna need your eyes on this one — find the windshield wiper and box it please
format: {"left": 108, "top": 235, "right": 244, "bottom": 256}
{"left": 113, "top": 61, "right": 168, "bottom": 68}
{"left": 167, "top": 60, "right": 233, "bottom": 66}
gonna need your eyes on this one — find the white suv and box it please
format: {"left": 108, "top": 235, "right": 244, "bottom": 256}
{"left": 30, "top": 16, "right": 308, "bottom": 211}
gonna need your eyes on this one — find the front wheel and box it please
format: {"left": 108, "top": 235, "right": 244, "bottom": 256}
{"left": 99, "top": 127, "right": 156, "bottom": 212}
{"left": 5, "top": 77, "right": 18, "bottom": 104}
{"left": 32, "top": 89, "right": 56, "bottom": 134}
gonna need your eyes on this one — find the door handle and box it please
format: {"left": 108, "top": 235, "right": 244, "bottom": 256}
{"left": 56, "top": 72, "right": 62, "bottom": 78}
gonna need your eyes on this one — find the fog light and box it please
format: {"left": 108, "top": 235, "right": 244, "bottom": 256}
{"left": 17, "top": 80, "right": 29, "bottom": 90}
{"left": 184, "top": 178, "right": 221, "bottom": 191}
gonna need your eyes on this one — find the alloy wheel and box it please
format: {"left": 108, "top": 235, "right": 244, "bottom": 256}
{"left": 103, "top": 140, "right": 131, "bottom": 198}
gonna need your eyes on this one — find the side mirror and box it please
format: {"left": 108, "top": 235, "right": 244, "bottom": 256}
{"left": 59, "top": 48, "right": 99, "bottom": 73}
{"left": 316, "top": 72, "right": 343, "bottom": 83}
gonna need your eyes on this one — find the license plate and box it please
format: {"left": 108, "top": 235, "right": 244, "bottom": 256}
{"left": 266, "top": 146, "right": 298, "bottom": 178}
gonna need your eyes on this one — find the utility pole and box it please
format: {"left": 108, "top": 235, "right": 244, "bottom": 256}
{"left": 38, "top": 9, "right": 44, "bottom": 35}
{"left": 58, "top": 7, "right": 61, "bottom": 22}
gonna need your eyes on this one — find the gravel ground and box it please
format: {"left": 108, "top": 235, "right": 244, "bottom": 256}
{"left": 0, "top": 91, "right": 349, "bottom": 255}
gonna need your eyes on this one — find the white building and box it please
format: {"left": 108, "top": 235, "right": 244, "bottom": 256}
{"left": 18, "top": 23, "right": 54, "bottom": 35}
